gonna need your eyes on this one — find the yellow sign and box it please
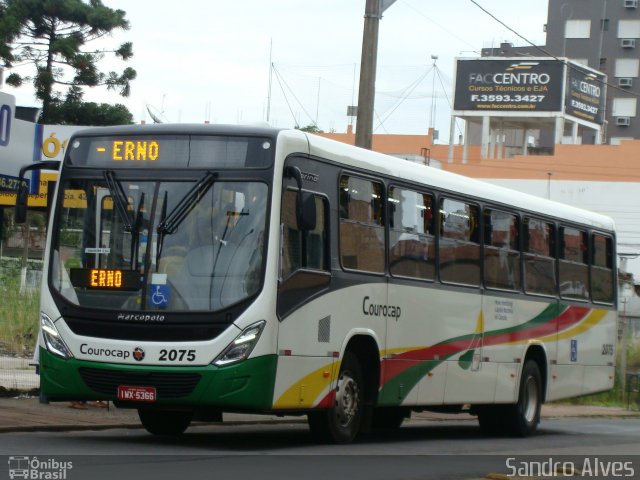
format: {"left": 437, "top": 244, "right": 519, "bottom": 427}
{"left": 109, "top": 141, "right": 159, "bottom": 162}
{"left": 0, "top": 172, "right": 58, "bottom": 207}
{"left": 62, "top": 190, "right": 88, "bottom": 209}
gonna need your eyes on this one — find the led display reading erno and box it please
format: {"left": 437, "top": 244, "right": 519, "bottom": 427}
{"left": 103, "top": 140, "right": 159, "bottom": 161}
{"left": 70, "top": 268, "right": 141, "bottom": 291}
{"left": 91, "top": 269, "right": 122, "bottom": 288}
{"left": 71, "top": 135, "right": 274, "bottom": 168}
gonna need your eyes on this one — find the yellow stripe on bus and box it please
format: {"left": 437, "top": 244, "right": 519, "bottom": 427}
{"left": 273, "top": 360, "right": 340, "bottom": 409}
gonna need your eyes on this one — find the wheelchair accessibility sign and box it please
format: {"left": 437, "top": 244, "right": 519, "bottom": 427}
{"left": 149, "top": 274, "right": 170, "bottom": 308}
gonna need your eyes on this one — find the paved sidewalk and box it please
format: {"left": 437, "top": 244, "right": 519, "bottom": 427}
{"left": 0, "top": 395, "right": 638, "bottom": 433}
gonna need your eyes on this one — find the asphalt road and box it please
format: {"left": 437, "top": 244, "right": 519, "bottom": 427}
{"left": 1, "top": 418, "right": 639, "bottom": 480}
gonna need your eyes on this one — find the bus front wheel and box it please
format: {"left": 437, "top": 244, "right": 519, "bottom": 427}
{"left": 138, "top": 408, "right": 193, "bottom": 435}
{"left": 308, "top": 351, "right": 364, "bottom": 444}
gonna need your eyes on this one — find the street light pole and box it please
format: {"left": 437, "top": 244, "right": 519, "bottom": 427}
{"left": 355, "top": 0, "right": 396, "bottom": 150}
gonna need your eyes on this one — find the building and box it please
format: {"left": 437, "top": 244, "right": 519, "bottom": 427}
{"left": 482, "top": 0, "right": 640, "bottom": 144}
{"left": 450, "top": 57, "right": 606, "bottom": 161}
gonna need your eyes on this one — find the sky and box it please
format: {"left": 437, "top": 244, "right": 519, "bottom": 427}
{"left": 5, "top": 0, "right": 549, "bottom": 143}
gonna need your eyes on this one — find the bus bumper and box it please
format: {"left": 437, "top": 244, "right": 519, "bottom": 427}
{"left": 38, "top": 348, "right": 277, "bottom": 411}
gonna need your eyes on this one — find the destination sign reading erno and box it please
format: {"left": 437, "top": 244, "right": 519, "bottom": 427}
{"left": 70, "top": 268, "right": 141, "bottom": 290}
{"left": 454, "top": 59, "right": 564, "bottom": 112}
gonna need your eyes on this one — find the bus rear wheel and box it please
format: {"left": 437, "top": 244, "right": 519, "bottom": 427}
{"left": 510, "top": 360, "right": 542, "bottom": 436}
{"left": 138, "top": 408, "right": 193, "bottom": 435}
{"left": 308, "top": 351, "right": 364, "bottom": 444}
{"left": 476, "top": 360, "right": 542, "bottom": 437}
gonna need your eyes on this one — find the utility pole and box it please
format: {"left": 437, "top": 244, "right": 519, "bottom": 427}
{"left": 355, "top": 0, "right": 396, "bottom": 149}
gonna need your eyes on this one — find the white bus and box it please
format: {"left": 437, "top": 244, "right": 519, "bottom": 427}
{"left": 22, "top": 124, "right": 617, "bottom": 443}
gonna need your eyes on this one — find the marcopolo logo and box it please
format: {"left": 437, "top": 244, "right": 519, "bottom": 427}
{"left": 8, "top": 456, "right": 73, "bottom": 479}
{"left": 117, "top": 312, "right": 165, "bottom": 322}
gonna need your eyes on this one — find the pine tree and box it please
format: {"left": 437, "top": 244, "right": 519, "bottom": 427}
{"left": 0, "top": 0, "right": 136, "bottom": 123}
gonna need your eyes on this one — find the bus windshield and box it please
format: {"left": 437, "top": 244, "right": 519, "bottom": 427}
{"left": 51, "top": 176, "right": 268, "bottom": 313}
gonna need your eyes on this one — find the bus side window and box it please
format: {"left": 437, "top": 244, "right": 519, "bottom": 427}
{"left": 439, "top": 197, "right": 480, "bottom": 286}
{"left": 339, "top": 175, "right": 385, "bottom": 273}
{"left": 523, "top": 217, "right": 556, "bottom": 296}
{"left": 559, "top": 226, "right": 589, "bottom": 301}
{"left": 388, "top": 186, "right": 435, "bottom": 281}
{"left": 280, "top": 189, "right": 329, "bottom": 279}
{"left": 483, "top": 208, "right": 521, "bottom": 291}
{"left": 592, "top": 233, "right": 614, "bottom": 303}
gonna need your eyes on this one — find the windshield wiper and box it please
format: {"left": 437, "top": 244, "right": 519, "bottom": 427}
{"left": 155, "top": 172, "right": 217, "bottom": 269}
{"left": 103, "top": 170, "right": 133, "bottom": 232}
{"left": 157, "top": 172, "right": 217, "bottom": 235}
{"left": 130, "top": 192, "right": 145, "bottom": 268}
{"left": 155, "top": 190, "right": 169, "bottom": 270}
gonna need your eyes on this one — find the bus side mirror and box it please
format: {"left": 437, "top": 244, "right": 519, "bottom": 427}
{"left": 15, "top": 184, "right": 29, "bottom": 224}
{"left": 297, "top": 192, "right": 316, "bottom": 232}
{"left": 14, "top": 160, "right": 60, "bottom": 224}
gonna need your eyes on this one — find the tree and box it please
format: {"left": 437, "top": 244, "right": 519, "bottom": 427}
{"left": 297, "top": 124, "right": 324, "bottom": 134}
{"left": 0, "top": 0, "right": 137, "bottom": 123}
{"left": 46, "top": 85, "right": 133, "bottom": 125}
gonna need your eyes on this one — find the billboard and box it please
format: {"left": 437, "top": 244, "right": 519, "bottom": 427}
{"left": 454, "top": 59, "right": 565, "bottom": 112}
{"left": 565, "top": 64, "right": 606, "bottom": 125}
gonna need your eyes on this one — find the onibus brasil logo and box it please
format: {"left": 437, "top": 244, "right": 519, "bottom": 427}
{"left": 8, "top": 456, "right": 73, "bottom": 479}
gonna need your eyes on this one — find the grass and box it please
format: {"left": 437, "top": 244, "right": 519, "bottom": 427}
{"left": 0, "top": 263, "right": 40, "bottom": 357}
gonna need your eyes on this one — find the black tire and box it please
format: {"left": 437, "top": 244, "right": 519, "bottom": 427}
{"left": 307, "top": 351, "right": 364, "bottom": 444}
{"left": 371, "top": 407, "right": 408, "bottom": 430}
{"left": 509, "top": 360, "right": 542, "bottom": 437}
{"left": 476, "top": 360, "right": 542, "bottom": 437}
{"left": 476, "top": 405, "right": 506, "bottom": 436}
{"left": 138, "top": 408, "right": 193, "bottom": 435}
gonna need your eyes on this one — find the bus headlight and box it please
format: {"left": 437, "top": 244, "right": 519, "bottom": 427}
{"left": 213, "top": 321, "right": 265, "bottom": 366}
{"left": 41, "top": 313, "right": 73, "bottom": 359}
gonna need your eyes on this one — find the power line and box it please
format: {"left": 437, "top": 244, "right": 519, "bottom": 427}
{"left": 272, "top": 64, "right": 318, "bottom": 129}
{"left": 374, "top": 66, "right": 432, "bottom": 132}
{"left": 271, "top": 65, "right": 299, "bottom": 127}
{"left": 469, "top": 0, "right": 640, "bottom": 99}
{"left": 399, "top": 0, "right": 479, "bottom": 51}
{"left": 434, "top": 63, "right": 464, "bottom": 139}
